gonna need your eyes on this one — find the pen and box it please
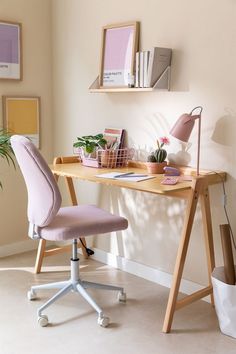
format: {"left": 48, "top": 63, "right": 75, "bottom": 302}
{"left": 114, "top": 172, "right": 134, "bottom": 178}
{"left": 115, "top": 174, "right": 148, "bottom": 178}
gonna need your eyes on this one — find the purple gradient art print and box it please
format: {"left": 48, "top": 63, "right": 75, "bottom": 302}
{"left": 104, "top": 26, "right": 134, "bottom": 71}
{"left": 0, "top": 21, "right": 21, "bottom": 80}
{"left": 0, "top": 24, "right": 19, "bottom": 63}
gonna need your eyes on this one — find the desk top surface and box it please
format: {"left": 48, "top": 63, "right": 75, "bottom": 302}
{"left": 51, "top": 162, "right": 225, "bottom": 196}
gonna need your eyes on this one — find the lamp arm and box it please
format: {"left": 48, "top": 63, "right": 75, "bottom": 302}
{"left": 190, "top": 114, "right": 201, "bottom": 121}
{"left": 196, "top": 114, "right": 201, "bottom": 176}
{"left": 190, "top": 106, "right": 203, "bottom": 115}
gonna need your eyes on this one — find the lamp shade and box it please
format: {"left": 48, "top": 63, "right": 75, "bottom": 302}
{"left": 169, "top": 113, "right": 195, "bottom": 143}
{"left": 169, "top": 106, "right": 203, "bottom": 176}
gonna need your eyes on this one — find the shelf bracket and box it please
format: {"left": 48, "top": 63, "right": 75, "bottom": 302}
{"left": 152, "top": 66, "right": 171, "bottom": 91}
{"left": 89, "top": 76, "right": 100, "bottom": 90}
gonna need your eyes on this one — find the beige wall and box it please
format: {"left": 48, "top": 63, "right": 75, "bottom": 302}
{"left": 0, "top": 0, "right": 53, "bottom": 246}
{"left": 51, "top": 0, "right": 236, "bottom": 285}
{"left": 1, "top": 0, "right": 236, "bottom": 287}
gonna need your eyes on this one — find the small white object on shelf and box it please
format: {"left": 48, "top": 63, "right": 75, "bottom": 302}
{"left": 135, "top": 52, "right": 140, "bottom": 87}
{"left": 139, "top": 51, "right": 144, "bottom": 88}
{"left": 143, "top": 51, "right": 150, "bottom": 87}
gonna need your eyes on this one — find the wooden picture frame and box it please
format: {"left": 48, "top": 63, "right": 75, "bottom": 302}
{"left": 0, "top": 20, "right": 22, "bottom": 80}
{"left": 3, "top": 96, "right": 40, "bottom": 148}
{"left": 99, "top": 21, "right": 139, "bottom": 88}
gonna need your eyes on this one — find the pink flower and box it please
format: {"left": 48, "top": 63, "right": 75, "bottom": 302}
{"left": 159, "top": 136, "right": 170, "bottom": 145}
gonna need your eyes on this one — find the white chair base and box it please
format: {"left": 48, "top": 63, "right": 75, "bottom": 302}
{"left": 28, "top": 255, "right": 126, "bottom": 327}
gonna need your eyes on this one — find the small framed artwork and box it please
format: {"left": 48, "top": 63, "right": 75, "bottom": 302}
{"left": 0, "top": 20, "right": 22, "bottom": 80}
{"left": 99, "top": 21, "right": 139, "bottom": 88}
{"left": 3, "top": 96, "right": 40, "bottom": 148}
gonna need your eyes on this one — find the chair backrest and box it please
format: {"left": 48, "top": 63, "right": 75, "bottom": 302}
{"left": 10, "top": 135, "right": 62, "bottom": 227}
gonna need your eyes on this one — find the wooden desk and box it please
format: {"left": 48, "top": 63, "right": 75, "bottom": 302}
{"left": 35, "top": 157, "right": 225, "bottom": 333}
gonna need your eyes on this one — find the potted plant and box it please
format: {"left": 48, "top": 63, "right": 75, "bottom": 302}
{"left": 146, "top": 136, "right": 169, "bottom": 174}
{"left": 0, "top": 129, "right": 15, "bottom": 188}
{"left": 73, "top": 133, "right": 107, "bottom": 167}
{"left": 73, "top": 134, "right": 107, "bottom": 157}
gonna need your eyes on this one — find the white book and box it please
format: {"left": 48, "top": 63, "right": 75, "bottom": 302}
{"left": 143, "top": 51, "right": 150, "bottom": 87}
{"left": 147, "top": 47, "right": 172, "bottom": 87}
{"left": 135, "top": 52, "right": 140, "bottom": 88}
{"left": 139, "top": 51, "right": 144, "bottom": 88}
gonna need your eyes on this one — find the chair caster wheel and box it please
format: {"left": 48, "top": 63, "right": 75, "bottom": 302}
{"left": 27, "top": 290, "right": 37, "bottom": 301}
{"left": 118, "top": 291, "right": 126, "bottom": 302}
{"left": 38, "top": 315, "right": 49, "bottom": 327}
{"left": 98, "top": 315, "right": 109, "bottom": 328}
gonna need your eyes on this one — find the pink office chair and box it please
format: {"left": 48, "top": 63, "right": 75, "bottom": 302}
{"left": 11, "top": 135, "right": 128, "bottom": 327}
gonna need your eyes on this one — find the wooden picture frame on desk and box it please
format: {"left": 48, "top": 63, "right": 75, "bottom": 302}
{"left": 99, "top": 21, "right": 139, "bottom": 88}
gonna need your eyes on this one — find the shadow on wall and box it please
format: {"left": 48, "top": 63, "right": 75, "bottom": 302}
{"left": 211, "top": 108, "right": 236, "bottom": 174}
{"left": 95, "top": 184, "right": 188, "bottom": 272}
{"left": 170, "top": 49, "right": 190, "bottom": 92}
{"left": 210, "top": 108, "right": 236, "bottom": 258}
{"left": 128, "top": 111, "right": 172, "bottom": 161}
{"left": 126, "top": 110, "right": 193, "bottom": 166}
{"left": 211, "top": 109, "right": 236, "bottom": 148}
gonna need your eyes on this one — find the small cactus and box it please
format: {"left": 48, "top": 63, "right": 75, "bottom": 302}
{"left": 155, "top": 148, "right": 167, "bottom": 163}
{"left": 147, "top": 137, "right": 169, "bottom": 163}
{"left": 147, "top": 153, "right": 157, "bottom": 162}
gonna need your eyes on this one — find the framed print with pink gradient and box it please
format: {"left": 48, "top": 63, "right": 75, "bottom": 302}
{"left": 0, "top": 20, "right": 22, "bottom": 80}
{"left": 99, "top": 22, "right": 139, "bottom": 88}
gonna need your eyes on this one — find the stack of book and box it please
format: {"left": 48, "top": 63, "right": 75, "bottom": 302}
{"left": 103, "top": 127, "right": 125, "bottom": 150}
{"left": 102, "top": 128, "right": 126, "bottom": 167}
{"left": 135, "top": 47, "right": 172, "bottom": 88}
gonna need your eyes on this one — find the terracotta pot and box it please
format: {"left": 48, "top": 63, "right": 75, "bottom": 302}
{"left": 146, "top": 161, "right": 167, "bottom": 174}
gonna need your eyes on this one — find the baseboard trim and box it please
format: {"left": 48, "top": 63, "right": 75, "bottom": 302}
{"left": 0, "top": 239, "right": 37, "bottom": 258}
{"left": 90, "top": 247, "right": 210, "bottom": 303}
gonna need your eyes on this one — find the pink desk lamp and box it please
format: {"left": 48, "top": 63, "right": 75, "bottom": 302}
{"left": 170, "top": 106, "right": 203, "bottom": 176}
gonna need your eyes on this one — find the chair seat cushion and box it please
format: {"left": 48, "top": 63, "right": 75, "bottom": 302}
{"left": 38, "top": 205, "right": 128, "bottom": 241}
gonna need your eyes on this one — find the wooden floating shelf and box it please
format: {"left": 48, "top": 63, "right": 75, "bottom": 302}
{"left": 89, "top": 66, "right": 171, "bottom": 93}
{"left": 89, "top": 87, "right": 154, "bottom": 93}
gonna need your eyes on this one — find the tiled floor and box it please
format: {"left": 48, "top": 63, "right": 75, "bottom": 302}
{"left": 0, "top": 250, "right": 235, "bottom": 354}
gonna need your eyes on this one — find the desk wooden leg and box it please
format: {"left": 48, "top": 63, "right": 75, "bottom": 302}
{"left": 162, "top": 178, "right": 202, "bottom": 333}
{"left": 65, "top": 176, "right": 78, "bottom": 206}
{"left": 200, "top": 186, "right": 215, "bottom": 306}
{"left": 34, "top": 239, "right": 46, "bottom": 274}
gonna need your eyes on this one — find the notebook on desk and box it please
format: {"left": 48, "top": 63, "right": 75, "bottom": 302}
{"left": 95, "top": 171, "right": 156, "bottom": 182}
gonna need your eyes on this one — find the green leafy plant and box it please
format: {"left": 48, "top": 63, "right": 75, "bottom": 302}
{"left": 147, "top": 136, "right": 169, "bottom": 163}
{"left": 0, "top": 129, "right": 15, "bottom": 189}
{"left": 73, "top": 134, "right": 107, "bottom": 155}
